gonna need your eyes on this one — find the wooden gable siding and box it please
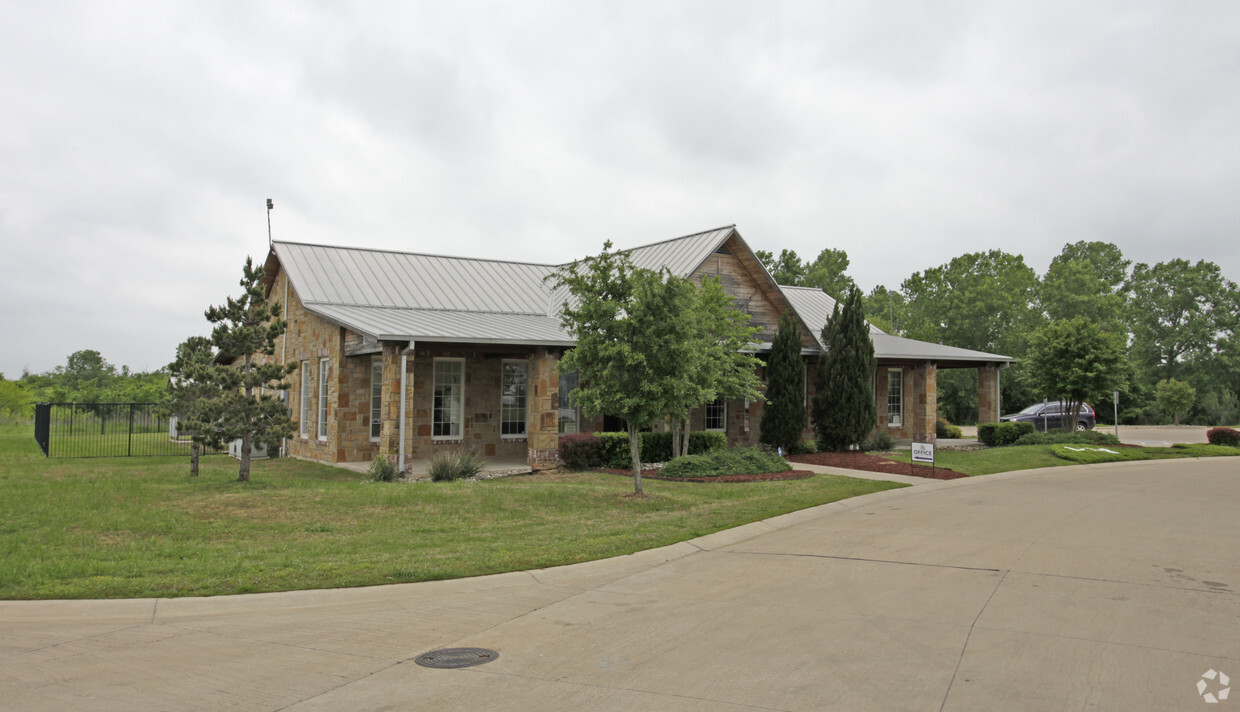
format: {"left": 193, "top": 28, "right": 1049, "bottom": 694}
{"left": 688, "top": 234, "right": 816, "bottom": 349}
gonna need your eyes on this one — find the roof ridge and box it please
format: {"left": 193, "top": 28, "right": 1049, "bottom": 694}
{"left": 274, "top": 240, "right": 559, "bottom": 270}
{"left": 613, "top": 224, "right": 737, "bottom": 254}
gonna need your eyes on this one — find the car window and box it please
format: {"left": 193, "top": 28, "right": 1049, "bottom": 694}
{"left": 1018, "top": 403, "right": 1043, "bottom": 415}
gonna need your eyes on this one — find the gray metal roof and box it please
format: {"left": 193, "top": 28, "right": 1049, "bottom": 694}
{"left": 779, "top": 285, "right": 1010, "bottom": 364}
{"left": 275, "top": 242, "right": 556, "bottom": 315}
{"left": 307, "top": 304, "right": 574, "bottom": 346}
{"left": 621, "top": 225, "right": 736, "bottom": 276}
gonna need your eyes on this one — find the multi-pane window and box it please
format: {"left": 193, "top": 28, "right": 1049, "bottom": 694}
{"left": 369, "top": 357, "right": 382, "bottom": 441}
{"left": 433, "top": 359, "right": 463, "bottom": 439}
{"left": 887, "top": 369, "right": 903, "bottom": 427}
{"left": 500, "top": 360, "right": 528, "bottom": 437}
{"left": 318, "top": 358, "right": 330, "bottom": 440}
{"left": 299, "top": 361, "right": 309, "bottom": 438}
{"left": 558, "top": 370, "right": 580, "bottom": 434}
{"left": 705, "top": 397, "right": 726, "bottom": 431}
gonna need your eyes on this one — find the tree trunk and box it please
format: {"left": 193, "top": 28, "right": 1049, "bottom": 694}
{"left": 190, "top": 441, "right": 200, "bottom": 477}
{"left": 671, "top": 420, "right": 681, "bottom": 460}
{"left": 680, "top": 417, "right": 690, "bottom": 457}
{"left": 238, "top": 430, "right": 251, "bottom": 483}
{"left": 628, "top": 423, "right": 643, "bottom": 495}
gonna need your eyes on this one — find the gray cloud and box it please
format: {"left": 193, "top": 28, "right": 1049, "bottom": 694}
{"left": 2, "top": 0, "right": 1238, "bottom": 377}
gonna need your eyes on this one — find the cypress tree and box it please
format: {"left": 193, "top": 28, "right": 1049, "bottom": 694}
{"left": 759, "top": 310, "right": 807, "bottom": 452}
{"left": 812, "top": 286, "right": 877, "bottom": 451}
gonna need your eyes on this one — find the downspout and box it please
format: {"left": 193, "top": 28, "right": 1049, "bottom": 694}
{"left": 398, "top": 341, "right": 414, "bottom": 472}
{"left": 280, "top": 269, "right": 289, "bottom": 457}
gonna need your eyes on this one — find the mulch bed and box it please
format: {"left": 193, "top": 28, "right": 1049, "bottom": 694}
{"left": 786, "top": 451, "right": 968, "bottom": 480}
{"left": 593, "top": 468, "right": 815, "bottom": 483}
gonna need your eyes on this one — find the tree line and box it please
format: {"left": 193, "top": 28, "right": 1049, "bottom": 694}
{"left": 0, "top": 351, "right": 168, "bottom": 423}
{"left": 757, "top": 243, "right": 1240, "bottom": 425}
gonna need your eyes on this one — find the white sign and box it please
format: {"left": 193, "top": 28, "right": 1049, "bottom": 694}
{"left": 911, "top": 442, "right": 935, "bottom": 464}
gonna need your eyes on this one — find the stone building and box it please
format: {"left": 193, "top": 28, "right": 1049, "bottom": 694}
{"left": 257, "top": 225, "right": 1010, "bottom": 472}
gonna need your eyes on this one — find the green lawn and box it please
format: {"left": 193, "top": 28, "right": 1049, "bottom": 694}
{"left": 885, "top": 442, "right": 1239, "bottom": 475}
{"left": 0, "top": 425, "right": 903, "bottom": 600}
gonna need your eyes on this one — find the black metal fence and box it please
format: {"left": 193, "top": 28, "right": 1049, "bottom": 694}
{"left": 34, "top": 403, "right": 224, "bottom": 459}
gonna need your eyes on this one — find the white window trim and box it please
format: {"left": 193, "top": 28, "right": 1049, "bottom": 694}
{"left": 432, "top": 357, "right": 465, "bottom": 441}
{"left": 887, "top": 368, "right": 903, "bottom": 428}
{"left": 299, "top": 361, "right": 309, "bottom": 438}
{"left": 705, "top": 397, "right": 727, "bottom": 432}
{"left": 369, "top": 357, "right": 382, "bottom": 442}
{"left": 318, "top": 358, "right": 330, "bottom": 441}
{"left": 500, "top": 359, "right": 528, "bottom": 440}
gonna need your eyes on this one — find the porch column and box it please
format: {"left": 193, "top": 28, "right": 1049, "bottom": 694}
{"left": 978, "top": 363, "right": 1001, "bottom": 424}
{"left": 911, "top": 362, "right": 938, "bottom": 443}
{"left": 527, "top": 349, "right": 560, "bottom": 470}
{"left": 378, "top": 344, "right": 403, "bottom": 461}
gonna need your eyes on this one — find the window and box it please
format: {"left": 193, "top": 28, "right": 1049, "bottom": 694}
{"left": 558, "top": 370, "right": 580, "bottom": 434}
{"left": 299, "top": 361, "right": 309, "bottom": 438}
{"left": 318, "top": 358, "right": 330, "bottom": 440}
{"left": 501, "top": 360, "right": 528, "bottom": 437}
{"left": 705, "top": 397, "right": 726, "bottom": 431}
{"left": 433, "top": 359, "right": 463, "bottom": 439}
{"left": 369, "top": 357, "right": 382, "bottom": 441}
{"left": 887, "top": 369, "right": 903, "bottom": 427}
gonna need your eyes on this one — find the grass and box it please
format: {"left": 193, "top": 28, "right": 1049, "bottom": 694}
{"left": 886, "top": 441, "right": 1239, "bottom": 475}
{"left": 0, "top": 425, "right": 903, "bottom": 600}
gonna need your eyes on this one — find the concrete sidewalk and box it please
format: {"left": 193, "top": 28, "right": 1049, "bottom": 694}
{"left": 3, "top": 458, "right": 1238, "bottom": 711}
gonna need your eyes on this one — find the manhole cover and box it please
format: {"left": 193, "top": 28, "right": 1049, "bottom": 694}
{"left": 413, "top": 647, "right": 499, "bottom": 669}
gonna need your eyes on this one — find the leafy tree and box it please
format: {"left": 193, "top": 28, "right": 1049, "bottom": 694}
{"left": 163, "top": 336, "right": 223, "bottom": 477}
{"left": 755, "top": 247, "right": 855, "bottom": 299}
{"left": 1126, "top": 259, "right": 1240, "bottom": 383}
{"left": 812, "top": 286, "right": 877, "bottom": 450}
{"left": 759, "top": 310, "right": 807, "bottom": 452}
{"left": 550, "top": 243, "right": 761, "bottom": 494}
{"left": 861, "top": 285, "right": 906, "bottom": 335}
{"left": 1026, "top": 317, "right": 1126, "bottom": 432}
{"left": 1155, "top": 378, "right": 1196, "bottom": 425}
{"left": 0, "top": 375, "right": 34, "bottom": 423}
{"left": 201, "top": 258, "right": 297, "bottom": 483}
{"left": 1039, "top": 241, "right": 1130, "bottom": 329}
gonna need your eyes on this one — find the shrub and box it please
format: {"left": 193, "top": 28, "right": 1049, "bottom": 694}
{"left": 978, "top": 421, "right": 1035, "bottom": 447}
{"left": 366, "top": 456, "right": 400, "bottom": 482}
{"left": 429, "top": 449, "right": 487, "bottom": 482}
{"left": 946, "top": 424, "right": 963, "bottom": 439}
{"left": 1015, "top": 430, "right": 1120, "bottom": 447}
{"left": 1206, "top": 427, "right": 1240, "bottom": 447}
{"left": 936, "top": 417, "right": 950, "bottom": 439}
{"left": 860, "top": 431, "right": 896, "bottom": 452}
{"left": 584, "top": 431, "right": 729, "bottom": 468}
{"left": 559, "top": 434, "right": 604, "bottom": 470}
{"left": 661, "top": 447, "right": 790, "bottom": 478}
{"left": 791, "top": 439, "right": 818, "bottom": 455}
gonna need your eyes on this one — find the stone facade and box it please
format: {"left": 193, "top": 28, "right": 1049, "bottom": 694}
{"left": 977, "top": 364, "right": 1001, "bottom": 424}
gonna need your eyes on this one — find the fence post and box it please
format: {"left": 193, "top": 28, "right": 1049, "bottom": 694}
{"left": 128, "top": 404, "right": 134, "bottom": 457}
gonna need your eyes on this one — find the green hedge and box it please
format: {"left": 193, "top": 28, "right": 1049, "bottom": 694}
{"left": 660, "top": 447, "right": 791, "bottom": 478}
{"left": 558, "top": 431, "right": 728, "bottom": 470}
{"left": 977, "top": 421, "right": 1036, "bottom": 447}
{"left": 1014, "top": 430, "right": 1120, "bottom": 447}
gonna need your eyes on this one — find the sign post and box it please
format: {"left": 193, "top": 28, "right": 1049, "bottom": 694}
{"left": 911, "top": 441, "right": 935, "bottom": 478}
{"left": 1113, "top": 390, "right": 1120, "bottom": 440}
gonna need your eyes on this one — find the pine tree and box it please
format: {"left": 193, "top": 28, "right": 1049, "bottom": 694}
{"left": 759, "top": 310, "right": 807, "bottom": 452}
{"left": 164, "top": 336, "right": 224, "bottom": 477}
{"left": 812, "top": 286, "right": 877, "bottom": 451}
{"left": 202, "top": 257, "right": 297, "bottom": 482}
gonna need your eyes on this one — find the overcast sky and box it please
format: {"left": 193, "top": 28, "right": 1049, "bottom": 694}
{"left": 2, "top": 1, "right": 1238, "bottom": 378}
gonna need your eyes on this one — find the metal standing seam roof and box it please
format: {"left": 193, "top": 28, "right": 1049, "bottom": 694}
{"left": 778, "top": 285, "right": 1011, "bottom": 363}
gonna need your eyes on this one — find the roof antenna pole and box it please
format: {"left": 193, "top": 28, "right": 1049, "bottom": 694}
{"left": 267, "top": 198, "right": 274, "bottom": 246}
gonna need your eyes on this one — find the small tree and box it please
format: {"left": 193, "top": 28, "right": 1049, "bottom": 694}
{"left": 812, "top": 286, "right": 877, "bottom": 450}
{"left": 549, "top": 243, "right": 760, "bottom": 494}
{"left": 760, "top": 310, "right": 807, "bottom": 452}
{"left": 1026, "top": 317, "right": 1126, "bottom": 431}
{"left": 1155, "top": 378, "right": 1196, "bottom": 425}
{"left": 163, "top": 336, "right": 223, "bottom": 477}
{"left": 202, "top": 257, "right": 297, "bottom": 482}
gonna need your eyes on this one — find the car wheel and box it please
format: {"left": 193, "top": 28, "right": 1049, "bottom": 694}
{"left": 1076, "top": 421, "right": 1088, "bottom": 432}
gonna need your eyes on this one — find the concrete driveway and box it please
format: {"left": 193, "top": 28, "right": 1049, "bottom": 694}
{"left": 3, "top": 457, "right": 1238, "bottom": 711}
